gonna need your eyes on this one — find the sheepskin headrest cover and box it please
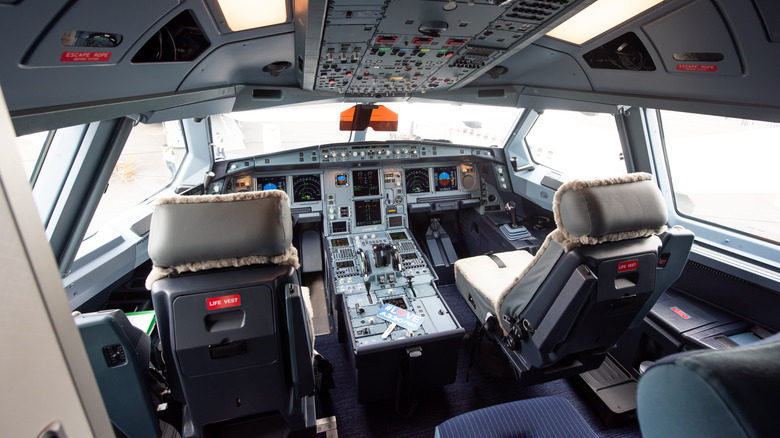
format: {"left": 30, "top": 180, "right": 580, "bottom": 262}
{"left": 555, "top": 173, "right": 667, "bottom": 238}
{"left": 148, "top": 190, "right": 292, "bottom": 268}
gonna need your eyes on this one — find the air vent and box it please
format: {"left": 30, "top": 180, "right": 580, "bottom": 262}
{"left": 132, "top": 10, "right": 209, "bottom": 63}
{"left": 686, "top": 261, "right": 750, "bottom": 285}
{"left": 583, "top": 32, "right": 655, "bottom": 71}
{"left": 252, "top": 89, "right": 283, "bottom": 100}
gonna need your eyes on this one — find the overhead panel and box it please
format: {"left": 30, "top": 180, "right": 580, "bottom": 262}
{"left": 312, "top": 0, "right": 591, "bottom": 98}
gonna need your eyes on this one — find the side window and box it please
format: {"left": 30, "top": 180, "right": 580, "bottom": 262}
{"left": 84, "top": 121, "right": 186, "bottom": 238}
{"left": 16, "top": 131, "right": 50, "bottom": 182}
{"left": 525, "top": 110, "right": 626, "bottom": 179}
{"left": 659, "top": 111, "right": 779, "bottom": 245}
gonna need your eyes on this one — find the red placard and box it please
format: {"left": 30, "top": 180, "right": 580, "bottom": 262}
{"left": 617, "top": 260, "right": 638, "bottom": 273}
{"left": 206, "top": 294, "right": 241, "bottom": 310}
{"left": 671, "top": 306, "right": 690, "bottom": 319}
{"left": 676, "top": 64, "right": 717, "bottom": 72}
{"left": 61, "top": 51, "right": 112, "bottom": 62}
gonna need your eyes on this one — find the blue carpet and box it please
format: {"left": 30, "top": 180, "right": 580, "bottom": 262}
{"left": 314, "top": 284, "right": 642, "bottom": 438}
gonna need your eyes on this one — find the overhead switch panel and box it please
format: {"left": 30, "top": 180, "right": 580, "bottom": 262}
{"left": 313, "top": 0, "right": 587, "bottom": 98}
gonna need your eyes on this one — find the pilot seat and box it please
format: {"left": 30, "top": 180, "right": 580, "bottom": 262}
{"left": 146, "top": 190, "right": 316, "bottom": 438}
{"left": 454, "top": 172, "right": 693, "bottom": 384}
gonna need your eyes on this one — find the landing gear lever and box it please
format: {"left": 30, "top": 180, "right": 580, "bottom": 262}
{"left": 505, "top": 201, "right": 517, "bottom": 228}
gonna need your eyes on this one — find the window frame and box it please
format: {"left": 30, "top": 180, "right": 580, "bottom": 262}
{"left": 657, "top": 110, "right": 779, "bottom": 247}
{"left": 645, "top": 108, "right": 780, "bottom": 274}
{"left": 523, "top": 109, "right": 628, "bottom": 179}
{"left": 81, "top": 120, "right": 189, "bottom": 241}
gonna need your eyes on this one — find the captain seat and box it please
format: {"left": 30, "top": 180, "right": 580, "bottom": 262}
{"left": 455, "top": 173, "right": 691, "bottom": 383}
{"left": 146, "top": 190, "right": 316, "bottom": 438}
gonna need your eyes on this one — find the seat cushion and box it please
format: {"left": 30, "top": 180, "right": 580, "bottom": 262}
{"left": 435, "top": 396, "right": 597, "bottom": 438}
{"left": 454, "top": 250, "right": 534, "bottom": 321}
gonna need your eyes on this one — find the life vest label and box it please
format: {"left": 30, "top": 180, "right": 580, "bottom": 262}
{"left": 207, "top": 294, "right": 241, "bottom": 310}
{"left": 618, "top": 260, "right": 638, "bottom": 272}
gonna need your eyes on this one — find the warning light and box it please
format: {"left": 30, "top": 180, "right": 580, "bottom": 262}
{"left": 376, "top": 36, "right": 398, "bottom": 45}
{"left": 412, "top": 37, "right": 434, "bottom": 45}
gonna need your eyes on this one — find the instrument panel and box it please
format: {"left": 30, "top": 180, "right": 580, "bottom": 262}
{"left": 216, "top": 143, "right": 508, "bottom": 236}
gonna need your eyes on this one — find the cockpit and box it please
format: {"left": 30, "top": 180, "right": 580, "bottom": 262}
{"left": 1, "top": 1, "right": 779, "bottom": 438}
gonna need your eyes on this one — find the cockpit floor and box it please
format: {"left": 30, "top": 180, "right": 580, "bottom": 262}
{"left": 313, "top": 284, "right": 642, "bottom": 438}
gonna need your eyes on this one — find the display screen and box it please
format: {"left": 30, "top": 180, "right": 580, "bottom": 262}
{"left": 405, "top": 167, "right": 430, "bottom": 194}
{"left": 332, "top": 221, "right": 348, "bottom": 234}
{"left": 388, "top": 216, "right": 404, "bottom": 228}
{"left": 335, "top": 173, "right": 348, "bottom": 186}
{"left": 331, "top": 237, "right": 349, "bottom": 247}
{"left": 434, "top": 166, "right": 458, "bottom": 192}
{"left": 257, "top": 176, "right": 286, "bottom": 192}
{"left": 352, "top": 169, "right": 380, "bottom": 196}
{"left": 382, "top": 297, "right": 407, "bottom": 309}
{"left": 389, "top": 231, "right": 407, "bottom": 241}
{"left": 354, "top": 199, "right": 382, "bottom": 227}
{"left": 292, "top": 174, "right": 322, "bottom": 202}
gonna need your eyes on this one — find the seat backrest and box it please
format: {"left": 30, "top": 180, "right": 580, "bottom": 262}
{"left": 146, "top": 190, "right": 314, "bottom": 437}
{"left": 497, "top": 173, "right": 687, "bottom": 381}
{"left": 637, "top": 333, "right": 780, "bottom": 438}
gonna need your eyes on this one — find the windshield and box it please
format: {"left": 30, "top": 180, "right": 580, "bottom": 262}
{"left": 210, "top": 101, "right": 522, "bottom": 158}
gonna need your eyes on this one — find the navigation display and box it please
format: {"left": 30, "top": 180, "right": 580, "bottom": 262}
{"left": 292, "top": 174, "right": 321, "bottom": 202}
{"left": 434, "top": 166, "right": 458, "bottom": 192}
{"left": 405, "top": 167, "right": 430, "bottom": 194}
{"left": 257, "top": 176, "right": 286, "bottom": 192}
{"left": 354, "top": 199, "right": 382, "bottom": 227}
{"left": 352, "top": 169, "right": 380, "bottom": 196}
